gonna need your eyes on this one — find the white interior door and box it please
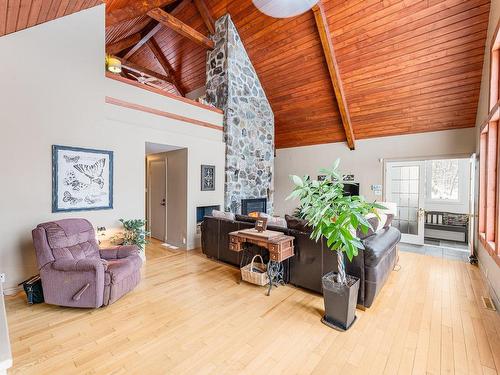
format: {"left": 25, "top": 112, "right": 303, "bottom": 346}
{"left": 150, "top": 159, "right": 167, "bottom": 242}
{"left": 385, "top": 161, "right": 426, "bottom": 245}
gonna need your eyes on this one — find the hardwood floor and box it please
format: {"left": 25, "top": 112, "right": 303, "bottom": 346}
{"left": 5, "top": 240, "right": 500, "bottom": 374}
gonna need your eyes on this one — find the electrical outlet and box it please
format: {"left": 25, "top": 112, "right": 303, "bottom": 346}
{"left": 0, "top": 273, "right": 5, "bottom": 283}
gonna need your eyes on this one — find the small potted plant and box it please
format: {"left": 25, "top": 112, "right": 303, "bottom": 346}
{"left": 112, "top": 219, "right": 149, "bottom": 262}
{"left": 288, "top": 160, "right": 383, "bottom": 330}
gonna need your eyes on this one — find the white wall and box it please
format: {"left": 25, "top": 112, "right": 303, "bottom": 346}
{"left": 474, "top": 1, "right": 500, "bottom": 307}
{"left": 0, "top": 5, "right": 225, "bottom": 293}
{"left": 275, "top": 128, "right": 476, "bottom": 216}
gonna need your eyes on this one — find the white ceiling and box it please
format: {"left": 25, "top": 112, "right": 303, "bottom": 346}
{"left": 145, "top": 142, "right": 184, "bottom": 155}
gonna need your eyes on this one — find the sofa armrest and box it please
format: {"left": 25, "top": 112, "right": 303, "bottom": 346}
{"left": 99, "top": 245, "right": 139, "bottom": 260}
{"left": 52, "top": 258, "right": 107, "bottom": 272}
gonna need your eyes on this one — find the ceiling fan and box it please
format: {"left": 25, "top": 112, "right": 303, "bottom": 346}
{"left": 252, "top": 0, "right": 319, "bottom": 18}
{"left": 125, "top": 71, "right": 164, "bottom": 89}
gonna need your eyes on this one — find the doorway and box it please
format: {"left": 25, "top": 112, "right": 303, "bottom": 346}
{"left": 145, "top": 142, "right": 188, "bottom": 249}
{"left": 149, "top": 159, "right": 166, "bottom": 241}
{"left": 385, "top": 160, "right": 425, "bottom": 244}
{"left": 384, "top": 155, "right": 475, "bottom": 260}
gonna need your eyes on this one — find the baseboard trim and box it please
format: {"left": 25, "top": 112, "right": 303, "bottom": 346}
{"left": 477, "top": 258, "right": 500, "bottom": 311}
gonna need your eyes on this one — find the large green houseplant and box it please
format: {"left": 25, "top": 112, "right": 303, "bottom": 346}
{"left": 288, "top": 160, "right": 384, "bottom": 330}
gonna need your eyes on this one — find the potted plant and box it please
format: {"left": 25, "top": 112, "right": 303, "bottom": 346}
{"left": 112, "top": 219, "right": 150, "bottom": 262}
{"left": 288, "top": 160, "right": 383, "bottom": 330}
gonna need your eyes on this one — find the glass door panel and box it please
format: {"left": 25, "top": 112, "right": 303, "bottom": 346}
{"left": 385, "top": 161, "right": 425, "bottom": 244}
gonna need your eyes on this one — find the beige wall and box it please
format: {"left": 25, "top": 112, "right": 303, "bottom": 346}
{"left": 0, "top": 5, "right": 225, "bottom": 293}
{"left": 475, "top": 1, "right": 500, "bottom": 307}
{"left": 275, "top": 128, "right": 476, "bottom": 216}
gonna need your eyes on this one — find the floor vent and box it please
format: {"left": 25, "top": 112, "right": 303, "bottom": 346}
{"left": 482, "top": 296, "right": 497, "bottom": 311}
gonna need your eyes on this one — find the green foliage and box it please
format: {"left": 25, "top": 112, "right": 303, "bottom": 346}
{"left": 287, "top": 160, "right": 385, "bottom": 263}
{"left": 118, "top": 219, "right": 150, "bottom": 252}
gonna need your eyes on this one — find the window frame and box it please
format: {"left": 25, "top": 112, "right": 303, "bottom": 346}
{"left": 479, "top": 19, "right": 500, "bottom": 266}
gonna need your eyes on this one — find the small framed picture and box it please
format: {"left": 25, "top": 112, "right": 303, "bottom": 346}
{"left": 201, "top": 165, "right": 215, "bottom": 191}
{"left": 255, "top": 217, "right": 268, "bottom": 232}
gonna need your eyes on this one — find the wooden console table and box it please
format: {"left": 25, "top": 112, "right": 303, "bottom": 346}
{"left": 229, "top": 229, "right": 295, "bottom": 295}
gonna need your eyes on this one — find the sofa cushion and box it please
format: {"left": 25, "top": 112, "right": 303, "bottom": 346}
{"left": 384, "top": 213, "right": 394, "bottom": 228}
{"left": 260, "top": 213, "right": 287, "bottom": 228}
{"left": 363, "top": 227, "right": 401, "bottom": 268}
{"left": 285, "top": 215, "right": 312, "bottom": 233}
{"left": 235, "top": 214, "right": 257, "bottom": 224}
{"left": 105, "top": 257, "right": 142, "bottom": 285}
{"left": 356, "top": 216, "right": 379, "bottom": 239}
{"left": 211, "top": 210, "right": 235, "bottom": 221}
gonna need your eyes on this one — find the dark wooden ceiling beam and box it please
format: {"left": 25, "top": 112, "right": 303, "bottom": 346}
{"left": 147, "top": 7, "right": 214, "bottom": 49}
{"left": 112, "top": 56, "right": 174, "bottom": 85}
{"left": 312, "top": 1, "right": 355, "bottom": 150}
{"left": 147, "top": 38, "right": 185, "bottom": 96}
{"left": 106, "top": 0, "right": 177, "bottom": 27}
{"left": 193, "top": 0, "right": 215, "bottom": 34}
{"left": 106, "top": 33, "right": 142, "bottom": 55}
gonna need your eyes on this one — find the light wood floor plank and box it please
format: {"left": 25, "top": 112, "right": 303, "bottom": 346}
{"left": 4, "top": 240, "right": 500, "bottom": 375}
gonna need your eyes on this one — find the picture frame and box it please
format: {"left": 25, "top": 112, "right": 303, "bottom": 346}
{"left": 52, "top": 145, "right": 113, "bottom": 212}
{"left": 201, "top": 165, "right": 215, "bottom": 191}
{"left": 255, "top": 217, "right": 268, "bottom": 232}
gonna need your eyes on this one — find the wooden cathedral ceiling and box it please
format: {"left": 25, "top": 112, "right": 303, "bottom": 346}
{"left": 0, "top": 1, "right": 103, "bottom": 36}
{"left": 0, "top": 1, "right": 491, "bottom": 148}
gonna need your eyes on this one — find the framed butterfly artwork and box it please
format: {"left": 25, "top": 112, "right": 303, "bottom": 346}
{"left": 52, "top": 145, "right": 113, "bottom": 212}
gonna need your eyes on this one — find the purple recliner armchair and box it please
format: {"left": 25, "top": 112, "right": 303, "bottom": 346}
{"left": 32, "top": 219, "right": 142, "bottom": 308}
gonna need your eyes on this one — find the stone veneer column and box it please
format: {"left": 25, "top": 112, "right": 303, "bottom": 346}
{"left": 206, "top": 14, "right": 275, "bottom": 214}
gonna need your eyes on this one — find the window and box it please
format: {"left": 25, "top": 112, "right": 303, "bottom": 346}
{"left": 478, "top": 20, "right": 500, "bottom": 265}
{"left": 430, "top": 160, "right": 459, "bottom": 201}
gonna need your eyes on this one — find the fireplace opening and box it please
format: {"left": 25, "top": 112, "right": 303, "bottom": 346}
{"left": 241, "top": 198, "right": 267, "bottom": 215}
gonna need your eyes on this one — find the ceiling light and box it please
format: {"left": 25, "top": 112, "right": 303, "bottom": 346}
{"left": 252, "top": 0, "right": 319, "bottom": 18}
{"left": 106, "top": 55, "right": 122, "bottom": 74}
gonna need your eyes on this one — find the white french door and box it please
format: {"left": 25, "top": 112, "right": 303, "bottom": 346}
{"left": 385, "top": 161, "right": 426, "bottom": 245}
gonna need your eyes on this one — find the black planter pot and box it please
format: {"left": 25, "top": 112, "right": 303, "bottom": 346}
{"left": 321, "top": 271, "right": 360, "bottom": 331}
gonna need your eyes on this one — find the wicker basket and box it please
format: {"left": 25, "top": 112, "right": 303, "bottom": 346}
{"left": 241, "top": 255, "right": 269, "bottom": 286}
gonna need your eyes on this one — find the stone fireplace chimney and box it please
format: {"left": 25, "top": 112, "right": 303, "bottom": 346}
{"left": 206, "top": 15, "right": 274, "bottom": 214}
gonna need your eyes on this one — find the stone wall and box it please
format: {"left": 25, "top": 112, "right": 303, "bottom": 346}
{"left": 206, "top": 14, "right": 274, "bottom": 214}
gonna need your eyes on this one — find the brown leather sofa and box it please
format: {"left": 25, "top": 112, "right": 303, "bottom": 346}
{"left": 201, "top": 215, "right": 401, "bottom": 308}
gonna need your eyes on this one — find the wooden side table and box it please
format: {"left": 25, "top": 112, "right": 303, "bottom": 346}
{"left": 229, "top": 229, "right": 295, "bottom": 295}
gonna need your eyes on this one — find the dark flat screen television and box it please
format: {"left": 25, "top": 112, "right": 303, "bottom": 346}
{"left": 343, "top": 183, "right": 359, "bottom": 196}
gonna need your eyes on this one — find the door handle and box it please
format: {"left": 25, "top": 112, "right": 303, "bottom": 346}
{"left": 418, "top": 208, "right": 425, "bottom": 218}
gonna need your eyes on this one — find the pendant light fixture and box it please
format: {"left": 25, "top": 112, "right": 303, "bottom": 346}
{"left": 252, "top": 0, "right": 319, "bottom": 18}
{"left": 105, "top": 55, "right": 122, "bottom": 74}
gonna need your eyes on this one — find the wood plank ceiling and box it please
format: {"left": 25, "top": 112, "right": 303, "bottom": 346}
{"left": 0, "top": 0, "right": 103, "bottom": 37}
{"left": 1, "top": 1, "right": 490, "bottom": 149}
{"left": 105, "top": 0, "right": 491, "bottom": 149}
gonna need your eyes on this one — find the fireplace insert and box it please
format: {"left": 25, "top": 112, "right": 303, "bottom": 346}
{"left": 241, "top": 198, "right": 267, "bottom": 215}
